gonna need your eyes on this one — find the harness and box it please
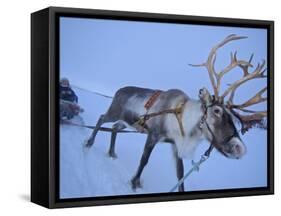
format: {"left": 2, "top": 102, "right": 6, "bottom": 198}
{"left": 198, "top": 102, "right": 215, "bottom": 157}
{"left": 136, "top": 91, "right": 187, "bottom": 136}
{"left": 137, "top": 92, "right": 236, "bottom": 157}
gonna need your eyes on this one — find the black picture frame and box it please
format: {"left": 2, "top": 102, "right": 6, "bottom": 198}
{"left": 31, "top": 6, "right": 274, "bottom": 208}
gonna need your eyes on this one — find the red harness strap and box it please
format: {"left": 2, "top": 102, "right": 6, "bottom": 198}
{"left": 144, "top": 90, "right": 162, "bottom": 110}
{"left": 137, "top": 90, "right": 186, "bottom": 136}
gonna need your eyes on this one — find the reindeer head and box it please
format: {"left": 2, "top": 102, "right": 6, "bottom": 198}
{"left": 198, "top": 87, "right": 246, "bottom": 159}
{"left": 191, "top": 34, "right": 267, "bottom": 159}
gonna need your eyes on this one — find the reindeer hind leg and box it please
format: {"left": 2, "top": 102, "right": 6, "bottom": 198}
{"left": 85, "top": 114, "right": 109, "bottom": 148}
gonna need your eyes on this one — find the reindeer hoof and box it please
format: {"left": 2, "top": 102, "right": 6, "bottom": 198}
{"left": 178, "top": 184, "right": 185, "bottom": 192}
{"left": 131, "top": 177, "right": 142, "bottom": 190}
{"left": 84, "top": 138, "right": 94, "bottom": 148}
{"left": 108, "top": 152, "right": 118, "bottom": 159}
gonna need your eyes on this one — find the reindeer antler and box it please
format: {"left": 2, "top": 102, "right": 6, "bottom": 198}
{"left": 189, "top": 34, "right": 251, "bottom": 101}
{"left": 190, "top": 34, "right": 267, "bottom": 134}
{"left": 224, "top": 57, "right": 267, "bottom": 134}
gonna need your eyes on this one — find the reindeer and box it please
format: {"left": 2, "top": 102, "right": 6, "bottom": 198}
{"left": 85, "top": 34, "right": 267, "bottom": 192}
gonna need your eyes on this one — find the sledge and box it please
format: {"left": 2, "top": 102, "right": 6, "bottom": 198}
{"left": 60, "top": 99, "right": 84, "bottom": 121}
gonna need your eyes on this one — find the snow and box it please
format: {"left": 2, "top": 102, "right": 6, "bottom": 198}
{"left": 60, "top": 122, "right": 139, "bottom": 198}
{"left": 60, "top": 88, "right": 267, "bottom": 199}
{"left": 60, "top": 88, "right": 175, "bottom": 198}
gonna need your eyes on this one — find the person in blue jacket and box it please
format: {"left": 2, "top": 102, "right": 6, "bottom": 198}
{"left": 60, "top": 78, "right": 79, "bottom": 120}
{"left": 60, "top": 78, "right": 78, "bottom": 103}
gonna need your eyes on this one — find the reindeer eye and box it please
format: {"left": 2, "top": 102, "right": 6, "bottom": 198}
{"left": 213, "top": 107, "right": 222, "bottom": 116}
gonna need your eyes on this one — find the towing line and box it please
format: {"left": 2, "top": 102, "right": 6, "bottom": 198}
{"left": 61, "top": 119, "right": 141, "bottom": 134}
{"left": 71, "top": 85, "right": 113, "bottom": 99}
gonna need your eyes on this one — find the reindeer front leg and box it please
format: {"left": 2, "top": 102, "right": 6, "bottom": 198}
{"left": 108, "top": 121, "right": 126, "bottom": 158}
{"left": 131, "top": 133, "right": 158, "bottom": 190}
{"left": 172, "top": 145, "right": 185, "bottom": 192}
{"left": 176, "top": 157, "right": 184, "bottom": 192}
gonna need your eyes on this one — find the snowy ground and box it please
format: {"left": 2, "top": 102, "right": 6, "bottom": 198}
{"left": 60, "top": 88, "right": 267, "bottom": 199}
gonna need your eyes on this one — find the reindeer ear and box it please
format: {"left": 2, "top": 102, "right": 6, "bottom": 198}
{"left": 199, "top": 88, "right": 213, "bottom": 106}
{"left": 241, "top": 118, "right": 267, "bottom": 134}
{"left": 229, "top": 109, "right": 267, "bottom": 135}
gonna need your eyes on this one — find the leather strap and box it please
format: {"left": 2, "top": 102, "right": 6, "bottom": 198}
{"left": 137, "top": 99, "right": 187, "bottom": 137}
{"left": 144, "top": 90, "right": 162, "bottom": 110}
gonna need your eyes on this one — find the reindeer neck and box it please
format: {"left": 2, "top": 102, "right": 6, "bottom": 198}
{"left": 181, "top": 99, "right": 205, "bottom": 137}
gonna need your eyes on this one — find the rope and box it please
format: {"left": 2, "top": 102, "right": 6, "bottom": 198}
{"left": 169, "top": 154, "right": 209, "bottom": 192}
{"left": 61, "top": 119, "right": 141, "bottom": 134}
{"left": 71, "top": 85, "right": 113, "bottom": 99}
{"left": 169, "top": 139, "right": 214, "bottom": 192}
